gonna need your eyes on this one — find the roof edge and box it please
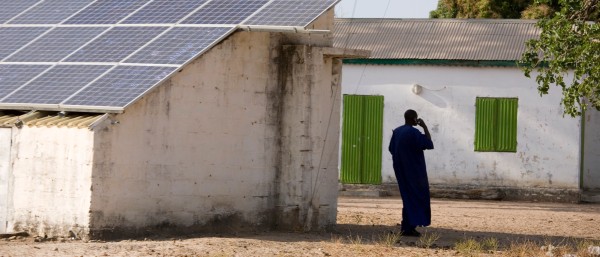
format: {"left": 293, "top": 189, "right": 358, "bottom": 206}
{"left": 343, "top": 59, "right": 520, "bottom": 67}
{"left": 334, "top": 18, "right": 539, "bottom": 24}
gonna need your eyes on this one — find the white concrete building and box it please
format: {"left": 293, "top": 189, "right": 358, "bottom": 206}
{"left": 0, "top": 1, "right": 367, "bottom": 239}
{"left": 334, "top": 19, "right": 600, "bottom": 202}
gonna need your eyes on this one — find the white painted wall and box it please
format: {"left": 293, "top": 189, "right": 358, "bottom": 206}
{"left": 583, "top": 109, "right": 600, "bottom": 190}
{"left": 341, "top": 64, "right": 581, "bottom": 189}
{"left": 0, "top": 128, "right": 11, "bottom": 233}
{"left": 9, "top": 126, "right": 94, "bottom": 237}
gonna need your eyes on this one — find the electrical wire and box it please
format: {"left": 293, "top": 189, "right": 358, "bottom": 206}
{"left": 310, "top": 0, "right": 395, "bottom": 213}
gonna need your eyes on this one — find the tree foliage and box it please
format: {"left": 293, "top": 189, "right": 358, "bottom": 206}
{"left": 429, "top": 0, "right": 560, "bottom": 19}
{"left": 431, "top": 0, "right": 599, "bottom": 117}
{"left": 520, "top": 0, "right": 600, "bottom": 116}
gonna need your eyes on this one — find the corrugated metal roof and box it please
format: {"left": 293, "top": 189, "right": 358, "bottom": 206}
{"left": 0, "top": 112, "right": 104, "bottom": 129}
{"left": 333, "top": 19, "right": 540, "bottom": 61}
{"left": 0, "top": 115, "right": 18, "bottom": 127}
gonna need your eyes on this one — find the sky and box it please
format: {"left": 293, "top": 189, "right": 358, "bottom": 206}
{"left": 334, "top": 0, "right": 439, "bottom": 19}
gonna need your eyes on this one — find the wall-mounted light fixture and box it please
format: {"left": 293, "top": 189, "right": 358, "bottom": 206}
{"left": 411, "top": 84, "right": 422, "bottom": 95}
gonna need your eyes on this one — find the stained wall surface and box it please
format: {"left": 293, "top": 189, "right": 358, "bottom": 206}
{"left": 7, "top": 126, "right": 94, "bottom": 238}
{"left": 0, "top": 128, "right": 11, "bottom": 233}
{"left": 583, "top": 109, "right": 600, "bottom": 190}
{"left": 88, "top": 12, "right": 341, "bottom": 236}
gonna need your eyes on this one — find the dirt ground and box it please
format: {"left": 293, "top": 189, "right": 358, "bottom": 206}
{"left": 1, "top": 196, "right": 599, "bottom": 257}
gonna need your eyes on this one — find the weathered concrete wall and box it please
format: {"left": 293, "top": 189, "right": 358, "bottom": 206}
{"left": 0, "top": 128, "right": 10, "bottom": 233}
{"left": 8, "top": 126, "right": 94, "bottom": 238}
{"left": 341, "top": 65, "right": 581, "bottom": 192}
{"left": 89, "top": 31, "right": 340, "bottom": 237}
{"left": 583, "top": 109, "right": 600, "bottom": 190}
{"left": 275, "top": 45, "right": 340, "bottom": 231}
{"left": 90, "top": 32, "right": 278, "bottom": 237}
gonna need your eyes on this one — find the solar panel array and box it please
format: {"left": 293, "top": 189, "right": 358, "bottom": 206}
{"left": 0, "top": 0, "right": 338, "bottom": 112}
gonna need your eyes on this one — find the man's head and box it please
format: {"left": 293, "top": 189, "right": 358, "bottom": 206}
{"left": 404, "top": 109, "right": 418, "bottom": 126}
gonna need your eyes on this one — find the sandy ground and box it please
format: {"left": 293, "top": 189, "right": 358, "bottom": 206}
{"left": 1, "top": 196, "right": 599, "bottom": 257}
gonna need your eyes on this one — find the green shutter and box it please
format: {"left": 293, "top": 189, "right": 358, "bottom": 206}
{"left": 341, "top": 95, "right": 384, "bottom": 184}
{"left": 496, "top": 98, "right": 518, "bottom": 152}
{"left": 475, "top": 97, "right": 518, "bottom": 152}
{"left": 341, "top": 95, "right": 363, "bottom": 183}
{"left": 361, "top": 96, "right": 383, "bottom": 184}
{"left": 475, "top": 98, "right": 497, "bottom": 151}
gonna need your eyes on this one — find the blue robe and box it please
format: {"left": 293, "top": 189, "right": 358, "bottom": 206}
{"left": 388, "top": 125, "right": 434, "bottom": 227}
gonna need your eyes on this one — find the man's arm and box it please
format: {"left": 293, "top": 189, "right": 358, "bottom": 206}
{"left": 417, "top": 118, "right": 431, "bottom": 140}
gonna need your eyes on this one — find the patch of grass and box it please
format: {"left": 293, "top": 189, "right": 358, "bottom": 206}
{"left": 482, "top": 237, "right": 499, "bottom": 252}
{"left": 330, "top": 234, "right": 344, "bottom": 244}
{"left": 504, "top": 240, "right": 545, "bottom": 257}
{"left": 453, "top": 238, "right": 482, "bottom": 256}
{"left": 418, "top": 231, "right": 440, "bottom": 249}
{"left": 574, "top": 239, "right": 600, "bottom": 257}
{"left": 347, "top": 234, "right": 363, "bottom": 245}
{"left": 377, "top": 231, "right": 401, "bottom": 247}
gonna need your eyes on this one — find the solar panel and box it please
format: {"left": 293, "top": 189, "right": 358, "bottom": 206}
{"left": 125, "top": 27, "right": 235, "bottom": 65}
{"left": 0, "top": 1, "right": 39, "bottom": 23}
{"left": 0, "top": 65, "right": 51, "bottom": 99}
{"left": 183, "top": 0, "right": 267, "bottom": 24}
{"left": 9, "top": 0, "right": 94, "bottom": 24}
{"left": 64, "top": 66, "right": 177, "bottom": 108}
{"left": 2, "top": 65, "right": 111, "bottom": 105}
{"left": 244, "top": 0, "right": 337, "bottom": 27}
{"left": 64, "top": 0, "right": 147, "bottom": 24}
{"left": 0, "top": 0, "right": 337, "bottom": 112}
{"left": 65, "top": 27, "right": 166, "bottom": 63}
{"left": 0, "top": 27, "right": 49, "bottom": 60}
{"left": 7, "top": 27, "right": 108, "bottom": 62}
{"left": 122, "top": 0, "right": 207, "bottom": 24}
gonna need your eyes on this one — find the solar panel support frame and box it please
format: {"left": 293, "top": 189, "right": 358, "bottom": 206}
{"left": 239, "top": 25, "right": 330, "bottom": 34}
{"left": 0, "top": 102, "right": 124, "bottom": 113}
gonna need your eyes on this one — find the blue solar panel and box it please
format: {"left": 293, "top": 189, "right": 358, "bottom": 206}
{"left": 7, "top": 27, "right": 108, "bottom": 62}
{"left": 0, "top": 27, "right": 49, "bottom": 60}
{"left": 0, "top": 1, "right": 39, "bottom": 23}
{"left": 9, "top": 0, "right": 94, "bottom": 24}
{"left": 64, "top": 66, "right": 177, "bottom": 108}
{"left": 183, "top": 0, "right": 267, "bottom": 24}
{"left": 122, "top": 0, "right": 207, "bottom": 24}
{"left": 64, "top": 0, "right": 148, "bottom": 24}
{"left": 65, "top": 27, "right": 166, "bottom": 63}
{"left": 2, "top": 65, "right": 111, "bottom": 105}
{"left": 0, "top": 65, "right": 51, "bottom": 99}
{"left": 124, "top": 27, "right": 234, "bottom": 65}
{"left": 0, "top": 0, "right": 337, "bottom": 112}
{"left": 244, "top": 0, "right": 337, "bottom": 27}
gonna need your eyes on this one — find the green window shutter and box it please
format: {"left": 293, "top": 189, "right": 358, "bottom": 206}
{"left": 475, "top": 98, "right": 497, "bottom": 151}
{"left": 341, "top": 95, "right": 363, "bottom": 183}
{"left": 475, "top": 97, "right": 518, "bottom": 152}
{"left": 496, "top": 98, "right": 518, "bottom": 152}
{"left": 361, "top": 96, "right": 383, "bottom": 184}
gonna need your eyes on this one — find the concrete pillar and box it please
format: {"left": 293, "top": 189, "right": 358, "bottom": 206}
{"left": 274, "top": 45, "right": 341, "bottom": 231}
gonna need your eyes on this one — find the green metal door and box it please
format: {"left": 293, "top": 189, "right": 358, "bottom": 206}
{"left": 341, "top": 95, "right": 384, "bottom": 184}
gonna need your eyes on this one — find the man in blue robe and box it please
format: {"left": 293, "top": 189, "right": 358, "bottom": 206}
{"left": 388, "top": 109, "right": 434, "bottom": 237}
